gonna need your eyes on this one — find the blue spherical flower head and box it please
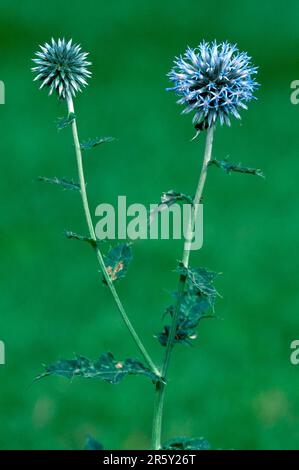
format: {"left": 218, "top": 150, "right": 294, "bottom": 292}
{"left": 32, "top": 38, "right": 91, "bottom": 100}
{"left": 167, "top": 41, "right": 259, "bottom": 128}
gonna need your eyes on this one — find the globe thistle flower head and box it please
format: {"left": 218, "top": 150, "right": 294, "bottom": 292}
{"left": 167, "top": 41, "right": 259, "bottom": 128}
{"left": 32, "top": 38, "right": 91, "bottom": 99}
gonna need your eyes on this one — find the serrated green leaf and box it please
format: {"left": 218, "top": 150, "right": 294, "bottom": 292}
{"left": 84, "top": 436, "right": 103, "bottom": 450}
{"left": 161, "top": 190, "right": 193, "bottom": 207}
{"left": 162, "top": 436, "right": 210, "bottom": 450}
{"left": 80, "top": 137, "right": 115, "bottom": 150}
{"left": 157, "top": 293, "right": 214, "bottom": 347}
{"left": 36, "top": 352, "right": 158, "bottom": 384}
{"left": 38, "top": 176, "right": 80, "bottom": 192}
{"left": 104, "top": 243, "right": 133, "bottom": 282}
{"left": 210, "top": 159, "right": 264, "bottom": 178}
{"left": 177, "top": 263, "right": 220, "bottom": 307}
{"left": 157, "top": 264, "right": 219, "bottom": 347}
{"left": 64, "top": 230, "right": 97, "bottom": 247}
{"left": 57, "top": 113, "right": 76, "bottom": 131}
{"left": 150, "top": 190, "right": 193, "bottom": 225}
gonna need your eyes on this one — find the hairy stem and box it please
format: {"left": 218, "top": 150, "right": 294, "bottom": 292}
{"left": 67, "top": 97, "right": 160, "bottom": 377}
{"left": 151, "top": 125, "right": 215, "bottom": 449}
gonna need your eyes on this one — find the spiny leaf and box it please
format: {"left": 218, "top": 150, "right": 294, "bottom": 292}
{"left": 149, "top": 190, "right": 193, "bottom": 225}
{"left": 103, "top": 243, "right": 133, "bottom": 282}
{"left": 177, "top": 263, "right": 220, "bottom": 308}
{"left": 80, "top": 137, "right": 115, "bottom": 150}
{"left": 36, "top": 352, "right": 158, "bottom": 384}
{"left": 157, "top": 292, "right": 215, "bottom": 347}
{"left": 157, "top": 263, "right": 219, "bottom": 347}
{"left": 56, "top": 113, "right": 76, "bottom": 131}
{"left": 210, "top": 158, "right": 264, "bottom": 178}
{"left": 38, "top": 176, "right": 80, "bottom": 192}
{"left": 84, "top": 436, "right": 103, "bottom": 450}
{"left": 64, "top": 230, "right": 97, "bottom": 247}
{"left": 162, "top": 436, "right": 210, "bottom": 450}
{"left": 161, "top": 190, "right": 193, "bottom": 207}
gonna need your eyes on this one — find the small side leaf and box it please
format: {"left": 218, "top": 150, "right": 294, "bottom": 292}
{"left": 64, "top": 230, "right": 97, "bottom": 247}
{"left": 104, "top": 243, "right": 133, "bottom": 282}
{"left": 36, "top": 352, "right": 158, "bottom": 385}
{"left": 38, "top": 176, "right": 80, "bottom": 192}
{"left": 80, "top": 137, "right": 115, "bottom": 150}
{"left": 150, "top": 190, "right": 193, "bottom": 225}
{"left": 162, "top": 436, "right": 210, "bottom": 450}
{"left": 161, "top": 190, "right": 193, "bottom": 207}
{"left": 57, "top": 113, "right": 76, "bottom": 131}
{"left": 84, "top": 436, "right": 103, "bottom": 450}
{"left": 210, "top": 159, "right": 264, "bottom": 178}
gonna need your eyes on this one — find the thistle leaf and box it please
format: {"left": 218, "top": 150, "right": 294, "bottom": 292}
{"left": 84, "top": 436, "right": 103, "bottom": 450}
{"left": 36, "top": 353, "right": 158, "bottom": 384}
{"left": 157, "top": 263, "right": 219, "bottom": 347}
{"left": 157, "top": 293, "right": 214, "bottom": 347}
{"left": 210, "top": 158, "right": 264, "bottom": 178}
{"left": 162, "top": 436, "right": 210, "bottom": 450}
{"left": 64, "top": 230, "right": 97, "bottom": 247}
{"left": 80, "top": 137, "right": 115, "bottom": 150}
{"left": 103, "top": 243, "right": 133, "bottom": 282}
{"left": 38, "top": 176, "right": 80, "bottom": 191}
{"left": 176, "top": 263, "right": 220, "bottom": 307}
{"left": 56, "top": 113, "right": 76, "bottom": 131}
{"left": 161, "top": 190, "right": 193, "bottom": 207}
{"left": 149, "top": 190, "right": 193, "bottom": 225}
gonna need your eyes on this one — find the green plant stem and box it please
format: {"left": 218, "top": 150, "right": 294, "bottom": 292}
{"left": 66, "top": 97, "right": 160, "bottom": 378}
{"left": 151, "top": 125, "right": 215, "bottom": 450}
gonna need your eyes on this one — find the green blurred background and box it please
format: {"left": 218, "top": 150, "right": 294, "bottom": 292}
{"left": 0, "top": 0, "right": 299, "bottom": 450}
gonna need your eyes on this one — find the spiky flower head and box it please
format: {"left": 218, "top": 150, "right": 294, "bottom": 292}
{"left": 167, "top": 41, "right": 259, "bottom": 128}
{"left": 32, "top": 38, "right": 91, "bottom": 99}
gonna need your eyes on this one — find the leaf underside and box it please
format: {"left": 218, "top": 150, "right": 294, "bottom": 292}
{"left": 36, "top": 352, "right": 157, "bottom": 385}
{"left": 161, "top": 189, "right": 193, "bottom": 207}
{"left": 80, "top": 137, "right": 115, "bottom": 150}
{"left": 149, "top": 190, "right": 193, "bottom": 225}
{"left": 103, "top": 243, "right": 133, "bottom": 282}
{"left": 56, "top": 113, "right": 76, "bottom": 131}
{"left": 38, "top": 176, "right": 80, "bottom": 191}
{"left": 64, "top": 230, "right": 97, "bottom": 247}
{"left": 210, "top": 158, "right": 264, "bottom": 177}
{"left": 157, "top": 263, "right": 219, "bottom": 346}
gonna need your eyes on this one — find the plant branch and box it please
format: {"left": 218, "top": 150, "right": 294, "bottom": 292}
{"left": 66, "top": 97, "right": 160, "bottom": 378}
{"left": 152, "top": 125, "right": 215, "bottom": 449}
